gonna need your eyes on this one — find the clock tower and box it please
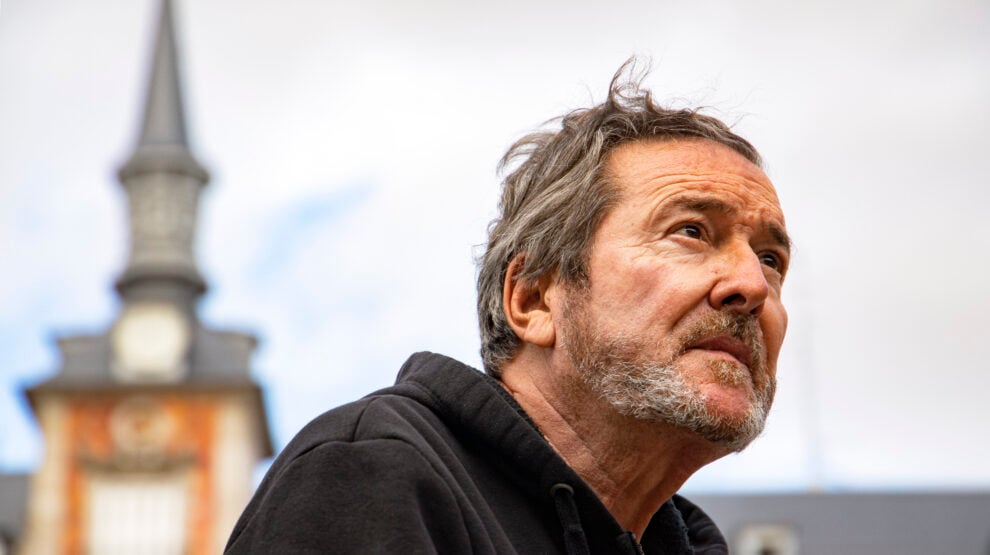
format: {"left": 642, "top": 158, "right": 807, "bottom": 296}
{"left": 110, "top": 0, "right": 207, "bottom": 385}
{"left": 20, "top": 1, "right": 272, "bottom": 553}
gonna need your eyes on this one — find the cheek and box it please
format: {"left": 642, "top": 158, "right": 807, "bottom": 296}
{"left": 592, "top": 262, "right": 702, "bottom": 328}
{"left": 760, "top": 302, "right": 788, "bottom": 370}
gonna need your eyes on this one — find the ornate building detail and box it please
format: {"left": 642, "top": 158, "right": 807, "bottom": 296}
{"left": 109, "top": 396, "right": 174, "bottom": 460}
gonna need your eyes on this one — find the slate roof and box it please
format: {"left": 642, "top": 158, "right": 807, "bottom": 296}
{"left": 31, "top": 328, "right": 260, "bottom": 388}
{"left": 0, "top": 474, "right": 28, "bottom": 549}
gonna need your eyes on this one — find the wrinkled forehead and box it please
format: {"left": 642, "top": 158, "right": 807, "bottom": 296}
{"left": 604, "top": 138, "right": 785, "bottom": 222}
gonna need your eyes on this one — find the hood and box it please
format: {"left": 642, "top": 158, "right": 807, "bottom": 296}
{"left": 393, "top": 352, "right": 728, "bottom": 554}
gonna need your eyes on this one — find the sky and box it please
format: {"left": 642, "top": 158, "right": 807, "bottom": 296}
{"left": 1, "top": 0, "right": 988, "bottom": 493}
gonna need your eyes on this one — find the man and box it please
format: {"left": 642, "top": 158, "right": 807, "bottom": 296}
{"left": 226, "top": 66, "right": 789, "bottom": 554}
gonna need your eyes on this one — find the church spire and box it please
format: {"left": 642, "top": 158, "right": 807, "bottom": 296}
{"left": 119, "top": 0, "right": 206, "bottom": 180}
{"left": 115, "top": 0, "right": 208, "bottom": 314}
{"left": 137, "top": 0, "right": 188, "bottom": 148}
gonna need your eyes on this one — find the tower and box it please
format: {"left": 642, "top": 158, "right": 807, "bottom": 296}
{"left": 19, "top": 1, "right": 272, "bottom": 553}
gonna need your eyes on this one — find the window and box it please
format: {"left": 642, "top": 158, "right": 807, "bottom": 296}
{"left": 87, "top": 472, "right": 188, "bottom": 555}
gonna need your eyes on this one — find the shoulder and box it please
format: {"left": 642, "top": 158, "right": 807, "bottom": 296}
{"left": 257, "top": 389, "right": 452, "bottom": 491}
{"left": 260, "top": 435, "right": 455, "bottom": 514}
{"left": 225, "top": 437, "right": 466, "bottom": 554}
{"left": 225, "top": 395, "right": 467, "bottom": 553}
{"left": 225, "top": 354, "right": 512, "bottom": 553}
{"left": 281, "top": 390, "right": 454, "bottom": 472}
{"left": 274, "top": 388, "right": 448, "bottom": 462}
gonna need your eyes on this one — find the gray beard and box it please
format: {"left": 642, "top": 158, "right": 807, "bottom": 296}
{"left": 564, "top": 302, "right": 776, "bottom": 453}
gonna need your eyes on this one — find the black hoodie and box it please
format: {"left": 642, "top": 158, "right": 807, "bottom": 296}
{"left": 225, "top": 352, "right": 728, "bottom": 554}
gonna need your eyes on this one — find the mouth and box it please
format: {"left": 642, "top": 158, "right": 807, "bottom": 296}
{"left": 688, "top": 335, "right": 753, "bottom": 368}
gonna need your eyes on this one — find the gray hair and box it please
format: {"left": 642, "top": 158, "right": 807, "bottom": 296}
{"left": 477, "top": 60, "right": 763, "bottom": 377}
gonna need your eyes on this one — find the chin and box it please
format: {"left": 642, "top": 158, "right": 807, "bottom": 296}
{"left": 701, "top": 384, "right": 757, "bottom": 418}
{"left": 698, "top": 394, "right": 772, "bottom": 452}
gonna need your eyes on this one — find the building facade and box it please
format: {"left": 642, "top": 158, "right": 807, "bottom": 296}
{"left": 9, "top": 1, "right": 271, "bottom": 553}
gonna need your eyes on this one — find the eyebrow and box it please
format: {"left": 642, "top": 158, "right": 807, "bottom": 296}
{"left": 671, "top": 197, "right": 735, "bottom": 215}
{"left": 768, "top": 225, "right": 793, "bottom": 255}
{"left": 664, "top": 196, "right": 793, "bottom": 255}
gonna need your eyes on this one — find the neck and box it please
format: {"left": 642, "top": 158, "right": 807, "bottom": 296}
{"left": 499, "top": 351, "right": 730, "bottom": 538}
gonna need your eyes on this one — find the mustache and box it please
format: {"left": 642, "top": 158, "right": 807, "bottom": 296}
{"left": 679, "top": 310, "right": 765, "bottom": 370}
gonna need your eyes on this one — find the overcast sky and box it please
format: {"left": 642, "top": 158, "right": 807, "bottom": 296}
{"left": 1, "top": 0, "right": 988, "bottom": 492}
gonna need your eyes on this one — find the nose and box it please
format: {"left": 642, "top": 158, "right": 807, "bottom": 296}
{"left": 709, "top": 242, "right": 770, "bottom": 316}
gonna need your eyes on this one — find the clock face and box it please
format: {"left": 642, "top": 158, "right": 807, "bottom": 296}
{"left": 111, "top": 303, "right": 191, "bottom": 381}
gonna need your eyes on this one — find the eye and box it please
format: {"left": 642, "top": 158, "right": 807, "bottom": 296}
{"left": 674, "top": 223, "right": 704, "bottom": 240}
{"left": 759, "top": 252, "right": 783, "bottom": 272}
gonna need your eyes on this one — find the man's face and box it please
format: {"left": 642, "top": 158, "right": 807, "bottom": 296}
{"left": 559, "top": 139, "right": 790, "bottom": 451}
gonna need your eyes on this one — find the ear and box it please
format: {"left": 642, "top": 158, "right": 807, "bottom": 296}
{"left": 502, "top": 254, "right": 556, "bottom": 348}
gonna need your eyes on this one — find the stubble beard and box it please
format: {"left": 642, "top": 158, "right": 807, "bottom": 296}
{"left": 563, "top": 295, "right": 776, "bottom": 453}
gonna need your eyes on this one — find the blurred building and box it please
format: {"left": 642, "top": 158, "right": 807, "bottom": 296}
{"left": 0, "top": 0, "right": 271, "bottom": 553}
{"left": 691, "top": 492, "right": 990, "bottom": 555}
